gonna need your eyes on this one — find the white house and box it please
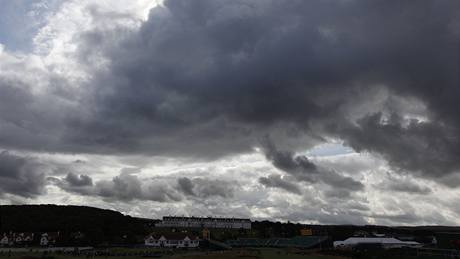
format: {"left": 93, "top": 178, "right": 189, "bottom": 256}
{"left": 0, "top": 232, "right": 34, "bottom": 247}
{"left": 40, "top": 233, "right": 49, "bottom": 246}
{"left": 334, "top": 237, "right": 422, "bottom": 249}
{"left": 145, "top": 233, "right": 199, "bottom": 248}
{"left": 14, "top": 233, "right": 34, "bottom": 245}
{"left": 0, "top": 234, "right": 8, "bottom": 246}
{"left": 40, "top": 232, "right": 59, "bottom": 246}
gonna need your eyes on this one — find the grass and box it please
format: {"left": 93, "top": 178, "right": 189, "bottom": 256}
{"left": 0, "top": 248, "right": 349, "bottom": 259}
{"left": 172, "top": 248, "right": 348, "bottom": 259}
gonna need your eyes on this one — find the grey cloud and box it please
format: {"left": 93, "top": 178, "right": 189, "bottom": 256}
{"left": 323, "top": 189, "right": 353, "bottom": 199}
{"left": 312, "top": 153, "right": 383, "bottom": 175}
{"left": 321, "top": 170, "right": 364, "bottom": 192}
{"left": 177, "top": 177, "right": 235, "bottom": 199}
{"left": 65, "top": 172, "right": 93, "bottom": 187}
{"left": 0, "top": 151, "right": 47, "bottom": 198}
{"left": 381, "top": 178, "right": 432, "bottom": 195}
{"left": 61, "top": 0, "right": 458, "bottom": 158}
{"left": 94, "top": 172, "right": 182, "bottom": 202}
{"left": 75, "top": 0, "right": 460, "bottom": 185}
{"left": 259, "top": 174, "right": 301, "bottom": 195}
{"left": 371, "top": 197, "right": 457, "bottom": 225}
{"left": 177, "top": 177, "right": 195, "bottom": 196}
{"left": 372, "top": 210, "right": 454, "bottom": 226}
{"left": 284, "top": 211, "right": 367, "bottom": 225}
{"left": 372, "top": 212, "right": 421, "bottom": 225}
{"left": 263, "top": 138, "right": 318, "bottom": 180}
{"left": 262, "top": 138, "right": 364, "bottom": 193}
{"left": 194, "top": 178, "right": 235, "bottom": 198}
{"left": 274, "top": 198, "right": 371, "bottom": 225}
{"left": 56, "top": 171, "right": 235, "bottom": 203}
{"left": 340, "top": 113, "right": 460, "bottom": 181}
{"left": 0, "top": 69, "right": 75, "bottom": 154}
{"left": 437, "top": 175, "right": 460, "bottom": 188}
{"left": 55, "top": 170, "right": 182, "bottom": 202}
{"left": 347, "top": 202, "right": 370, "bottom": 212}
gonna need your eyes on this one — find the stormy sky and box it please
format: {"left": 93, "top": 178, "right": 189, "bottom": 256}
{"left": 0, "top": 0, "right": 459, "bottom": 225}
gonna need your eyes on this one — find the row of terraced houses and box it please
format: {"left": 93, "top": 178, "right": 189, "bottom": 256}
{"left": 155, "top": 216, "right": 251, "bottom": 229}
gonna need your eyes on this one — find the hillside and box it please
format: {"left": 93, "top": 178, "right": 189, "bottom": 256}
{"left": 0, "top": 204, "right": 156, "bottom": 244}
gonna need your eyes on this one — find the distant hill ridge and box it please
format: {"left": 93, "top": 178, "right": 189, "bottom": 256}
{"left": 0, "top": 204, "right": 155, "bottom": 244}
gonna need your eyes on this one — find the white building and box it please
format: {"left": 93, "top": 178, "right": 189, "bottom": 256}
{"left": 14, "top": 233, "right": 34, "bottom": 245}
{"left": 334, "top": 237, "right": 422, "bottom": 249}
{"left": 144, "top": 233, "right": 200, "bottom": 248}
{"left": 0, "top": 232, "right": 34, "bottom": 247}
{"left": 40, "top": 232, "right": 59, "bottom": 246}
{"left": 155, "top": 216, "right": 251, "bottom": 229}
{"left": 0, "top": 235, "right": 8, "bottom": 246}
{"left": 40, "top": 233, "right": 49, "bottom": 246}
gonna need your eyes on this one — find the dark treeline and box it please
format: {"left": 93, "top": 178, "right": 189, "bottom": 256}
{"left": 0, "top": 205, "right": 156, "bottom": 245}
{"left": 242, "top": 221, "right": 460, "bottom": 244}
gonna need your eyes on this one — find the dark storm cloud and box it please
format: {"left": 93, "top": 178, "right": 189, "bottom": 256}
{"left": 65, "top": 172, "right": 93, "bottom": 187}
{"left": 0, "top": 0, "right": 459, "bottom": 184}
{"left": 0, "top": 151, "right": 47, "bottom": 198}
{"left": 177, "top": 177, "right": 195, "bottom": 196}
{"left": 262, "top": 138, "right": 364, "bottom": 192}
{"left": 339, "top": 113, "right": 460, "bottom": 181}
{"left": 0, "top": 75, "right": 71, "bottom": 153}
{"left": 259, "top": 174, "right": 301, "bottom": 195}
{"left": 177, "top": 177, "right": 235, "bottom": 198}
{"left": 69, "top": 0, "right": 460, "bottom": 182}
{"left": 47, "top": 173, "right": 94, "bottom": 195}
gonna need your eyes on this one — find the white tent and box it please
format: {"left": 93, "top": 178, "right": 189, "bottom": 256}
{"left": 334, "top": 237, "right": 421, "bottom": 249}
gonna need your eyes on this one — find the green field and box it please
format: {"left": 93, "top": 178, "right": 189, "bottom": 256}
{"left": 0, "top": 248, "right": 348, "bottom": 259}
{"left": 171, "top": 248, "right": 348, "bottom": 259}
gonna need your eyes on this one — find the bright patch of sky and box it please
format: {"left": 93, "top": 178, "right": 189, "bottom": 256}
{"left": 307, "top": 143, "right": 354, "bottom": 157}
{"left": 0, "top": 0, "right": 63, "bottom": 52}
